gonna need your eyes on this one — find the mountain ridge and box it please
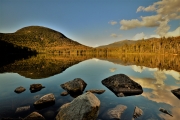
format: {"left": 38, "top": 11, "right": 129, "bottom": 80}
{"left": 0, "top": 26, "right": 92, "bottom": 54}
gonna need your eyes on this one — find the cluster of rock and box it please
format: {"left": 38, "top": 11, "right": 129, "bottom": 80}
{"left": 12, "top": 74, "right": 176, "bottom": 120}
{"left": 14, "top": 84, "right": 45, "bottom": 93}
{"left": 60, "top": 78, "right": 105, "bottom": 97}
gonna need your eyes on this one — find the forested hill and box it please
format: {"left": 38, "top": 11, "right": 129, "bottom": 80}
{"left": 95, "top": 37, "right": 180, "bottom": 54}
{"left": 97, "top": 40, "right": 136, "bottom": 48}
{"left": 0, "top": 26, "right": 92, "bottom": 53}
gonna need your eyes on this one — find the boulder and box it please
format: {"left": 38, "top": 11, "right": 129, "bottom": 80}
{"left": 23, "top": 112, "right": 45, "bottom": 120}
{"left": 60, "top": 91, "right": 69, "bottom": 96}
{"left": 14, "top": 86, "right": 26, "bottom": 93}
{"left": 30, "top": 84, "right": 45, "bottom": 93}
{"left": 60, "top": 78, "right": 87, "bottom": 97}
{"left": 133, "top": 106, "right": 143, "bottom": 119}
{"left": 56, "top": 92, "right": 100, "bottom": 120}
{"left": 102, "top": 74, "right": 143, "bottom": 97}
{"left": 34, "top": 93, "right": 55, "bottom": 109}
{"left": 107, "top": 105, "right": 127, "bottom": 119}
{"left": 86, "top": 89, "right": 105, "bottom": 94}
{"left": 171, "top": 88, "right": 180, "bottom": 99}
{"left": 159, "top": 108, "right": 173, "bottom": 117}
{"left": 15, "top": 106, "right": 30, "bottom": 113}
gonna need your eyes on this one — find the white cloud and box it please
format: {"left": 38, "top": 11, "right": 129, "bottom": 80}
{"left": 120, "top": 0, "right": 180, "bottom": 36}
{"left": 109, "top": 20, "right": 117, "bottom": 25}
{"left": 150, "top": 34, "right": 160, "bottom": 38}
{"left": 147, "top": 67, "right": 180, "bottom": 80}
{"left": 109, "top": 68, "right": 117, "bottom": 72}
{"left": 131, "top": 65, "right": 144, "bottom": 73}
{"left": 110, "top": 33, "right": 118, "bottom": 38}
{"left": 131, "top": 26, "right": 179, "bottom": 40}
{"left": 136, "top": 5, "right": 156, "bottom": 12}
{"left": 120, "top": 15, "right": 161, "bottom": 30}
{"left": 166, "top": 27, "right": 180, "bottom": 37}
{"left": 92, "top": 58, "right": 99, "bottom": 62}
{"left": 132, "top": 32, "right": 147, "bottom": 40}
{"left": 110, "top": 33, "right": 122, "bottom": 38}
{"left": 163, "top": 70, "right": 180, "bottom": 80}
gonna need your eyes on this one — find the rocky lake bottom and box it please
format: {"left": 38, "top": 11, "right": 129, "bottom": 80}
{"left": 0, "top": 55, "right": 180, "bottom": 120}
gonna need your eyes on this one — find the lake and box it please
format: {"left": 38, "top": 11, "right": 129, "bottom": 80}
{"left": 0, "top": 54, "right": 180, "bottom": 120}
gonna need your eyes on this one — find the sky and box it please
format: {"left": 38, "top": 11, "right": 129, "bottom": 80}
{"left": 0, "top": 0, "right": 180, "bottom": 47}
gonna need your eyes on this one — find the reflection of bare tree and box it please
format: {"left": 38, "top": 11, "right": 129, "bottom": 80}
{"left": 96, "top": 54, "right": 180, "bottom": 72}
{"left": 0, "top": 54, "right": 92, "bottom": 79}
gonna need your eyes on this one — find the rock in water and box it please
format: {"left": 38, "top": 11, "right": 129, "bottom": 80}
{"left": 102, "top": 74, "right": 143, "bottom": 97}
{"left": 30, "top": 84, "right": 45, "bottom": 93}
{"left": 60, "top": 91, "right": 69, "bottom": 96}
{"left": 171, "top": 88, "right": 180, "bottom": 99}
{"left": 56, "top": 92, "right": 100, "bottom": 120}
{"left": 14, "top": 86, "right": 26, "bottom": 93}
{"left": 107, "top": 105, "right": 127, "bottom": 119}
{"left": 86, "top": 89, "right": 105, "bottom": 94}
{"left": 133, "top": 106, "right": 143, "bottom": 119}
{"left": 159, "top": 108, "right": 173, "bottom": 117}
{"left": 60, "top": 78, "right": 87, "bottom": 97}
{"left": 15, "top": 106, "right": 30, "bottom": 113}
{"left": 24, "top": 112, "right": 45, "bottom": 120}
{"left": 34, "top": 93, "right": 55, "bottom": 109}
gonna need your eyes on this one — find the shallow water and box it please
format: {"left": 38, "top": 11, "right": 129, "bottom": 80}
{"left": 0, "top": 54, "right": 180, "bottom": 120}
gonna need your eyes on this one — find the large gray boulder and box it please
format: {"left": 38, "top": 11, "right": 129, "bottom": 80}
{"left": 107, "top": 105, "right": 127, "bottom": 120}
{"left": 171, "top": 88, "right": 180, "bottom": 99}
{"left": 60, "top": 78, "right": 87, "bottom": 97}
{"left": 14, "top": 86, "right": 26, "bottom": 93}
{"left": 102, "top": 74, "right": 143, "bottom": 97}
{"left": 56, "top": 92, "right": 100, "bottom": 120}
{"left": 34, "top": 93, "right": 55, "bottom": 109}
{"left": 23, "top": 112, "right": 45, "bottom": 120}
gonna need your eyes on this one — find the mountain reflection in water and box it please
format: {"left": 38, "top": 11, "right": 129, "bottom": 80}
{"left": 0, "top": 54, "right": 180, "bottom": 79}
{"left": 0, "top": 54, "right": 180, "bottom": 120}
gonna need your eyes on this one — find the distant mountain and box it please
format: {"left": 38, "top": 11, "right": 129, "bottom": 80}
{"left": 95, "top": 36, "right": 180, "bottom": 55}
{"left": 0, "top": 26, "right": 92, "bottom": 53}
{"left": 97, "top": 40, "right": 136, "bottom": 48}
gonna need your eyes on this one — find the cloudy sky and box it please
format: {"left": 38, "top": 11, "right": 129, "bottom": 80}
{"left": 0, "top": 0, "right": 180, "bottom": 47}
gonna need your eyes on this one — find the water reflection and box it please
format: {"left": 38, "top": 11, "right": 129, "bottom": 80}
{"left": 0, "top": 54, "right": 180, "bottom": 119}
{"left": 97, "top": 54, "right": 180, "bottom": 72}
{"left": 130, "top": 75, "right": 180, "bottom": 120}
{"left": 0, "top": 54, "right": 92, "bottom": 79}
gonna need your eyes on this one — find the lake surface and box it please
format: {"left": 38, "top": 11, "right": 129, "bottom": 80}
{"left": 0, "top": 54, "right": 180, "bottom": 120}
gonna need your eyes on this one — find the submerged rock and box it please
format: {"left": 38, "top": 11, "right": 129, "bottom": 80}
{"left": 171, "top": 88, "right": 180, "bottom": 99}
{"left": 102, "top": 74, "right": 143, "bottom": 97}
{"left": 1, "top": 117, "right": 22, "bottom": 120}
{"left": 159, "top": 108, "right": 173, "bottom": 117}
{"left": 24, "top": 112, "right": 45, "bottom": 120}
{"left": 15, "top": 106, "right": 30, "bottom": 113}
{"left": 107, "top": 105, "right": 127, "bottom": 120}
{"left": 60, "top": 91, "right": 69, "bottom": 96}
{"left": 14, "top": 86, "right": 26, "bottom": 93}
{"left": 30, "top": 84, "right": 45, "bottom": 93}
{"left": 34, "top": 93, "right": 55, "bottom": 109}
{"left": 86, "top": 89, "right": 105, "bottom": 94}
{"left": 133, "top": 106, "right": 143, "bottom": 119}
{"left": 60, "top": 78, "right": 87, "bottom": 97}
{"left": 56, "top": 92, "right": 100, "bottom": 120}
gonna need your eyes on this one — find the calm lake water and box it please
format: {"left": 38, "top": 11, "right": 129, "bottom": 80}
{"left": 0, "top": 54, "right": 180, "bottom": 120}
